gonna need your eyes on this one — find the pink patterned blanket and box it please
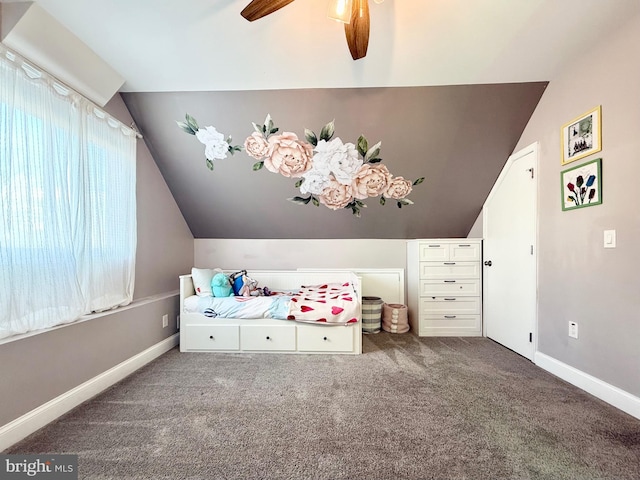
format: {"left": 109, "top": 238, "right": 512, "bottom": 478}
{"left": 286, "top": 282, "right": 359, "bottom": 325}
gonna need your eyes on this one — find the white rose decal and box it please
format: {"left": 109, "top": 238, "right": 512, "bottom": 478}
{"left": 314, "top": 138, "right": 362, "bottom": 186}
{"left": 195, "top": 126, "right": 229, "bottom": 161}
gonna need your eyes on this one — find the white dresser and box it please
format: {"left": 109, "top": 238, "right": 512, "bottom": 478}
{"left": 407, "top": 239, "right": 482, "bottom": 336}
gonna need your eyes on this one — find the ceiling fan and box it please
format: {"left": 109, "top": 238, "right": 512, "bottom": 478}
{"left": 240, "top": 0, "right": 372, "bottom": 60}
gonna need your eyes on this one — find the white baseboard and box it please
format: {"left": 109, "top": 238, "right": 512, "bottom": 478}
{"left": 0, "top": 333, "right": 179, "bottom": 451}
{"left": 535, "top": 351, "right": 640, "bottom": 420}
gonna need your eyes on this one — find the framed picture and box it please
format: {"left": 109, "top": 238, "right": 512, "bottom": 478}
{"left": 561, "top": 105, "right": 602, "bottom": 165}
{"left": 561, "top": 158, "right": 602, "bottom": 211}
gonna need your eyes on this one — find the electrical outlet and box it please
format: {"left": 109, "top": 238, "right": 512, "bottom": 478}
{"left": 568, "top": 321, "right": 578, "bottom": 339}
{"left": 162, "top": 314, "right": 169, "bottom": 328}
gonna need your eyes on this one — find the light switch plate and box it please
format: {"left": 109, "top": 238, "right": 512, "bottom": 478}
{"left": 604, "top": 230, "right": 616, "bottom": 248}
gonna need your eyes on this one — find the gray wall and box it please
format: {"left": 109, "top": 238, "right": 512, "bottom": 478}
{"left": 0, "top": 94, "right": 194, "bottom": 427}
{"left": 122, "top": 82, "right": 546, "bottom": 239}
{"left": 515, "top": 14, "right": 640, "bottom": 397}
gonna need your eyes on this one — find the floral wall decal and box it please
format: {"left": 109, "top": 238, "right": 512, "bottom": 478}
{"left": 178, "top": 113, "right": 424, "bottom": 216}
{"left": 176, "top": 114, "right": 241, "bottom": 170}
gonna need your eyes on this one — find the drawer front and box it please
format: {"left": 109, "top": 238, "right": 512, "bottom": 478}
{"left": 419, "top": 296, "right": 480, "bottom": 315}
{"left": 297, "top": 325, "right": 354, "bottom": 352}
{"left": 420, "top": 262, "right": 480, "bottom": 279}
{"left": 449, "top": 243, "right": 481, "bottom": 261}
{"left": 420, "top": 279, "right": 480, "bottom": 296}
{"left": 241, "top": 325, "right": 296, "bottom": 351}
{"left": 419, "top": 315, "right": 481, "bottom": 334}
{"left": 419, "top": 243, "right": 449, "bottom": 261}
{"left": 182, "top": 325, "right": 240, "bottom": 351}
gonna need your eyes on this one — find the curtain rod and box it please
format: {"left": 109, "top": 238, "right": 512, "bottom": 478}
{"left": 1, "top": 44, "right": 142, "bottom": 139}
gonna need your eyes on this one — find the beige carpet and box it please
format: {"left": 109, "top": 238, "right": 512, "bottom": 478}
{"left": 6, "top": 333, "right": 640, "bottom": 479}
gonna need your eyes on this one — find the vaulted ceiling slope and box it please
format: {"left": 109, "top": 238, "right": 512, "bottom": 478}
{"left": 4, "top": 0, "right": 637, "bottom": 238}
{"left": 122, "top": 83, "right": 546, "bottom": 238}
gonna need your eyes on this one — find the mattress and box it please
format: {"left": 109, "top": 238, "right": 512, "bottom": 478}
{"left": 184, "top": 282, "right": 359, "bottom": 325}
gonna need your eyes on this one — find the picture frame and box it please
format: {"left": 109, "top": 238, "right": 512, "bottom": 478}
{"left": 561, "top": 158, "right": 602, "bottom": 211}
{"left": 561, "top": 105, "right": 602, "bottom": 165}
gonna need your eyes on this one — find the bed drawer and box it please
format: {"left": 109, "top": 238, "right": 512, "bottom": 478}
{"left": 297, "top": 325, "right": 355, "bottom": 352}
{"left": 241, "top": 325, "right": 296, "bottom": 351}
{"left": 181, "top": 324, "right": 240, "bottom": 351}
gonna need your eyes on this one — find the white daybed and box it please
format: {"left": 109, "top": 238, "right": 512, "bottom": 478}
{"left": 179, "top": 270, "right": 362, "bottom": 354}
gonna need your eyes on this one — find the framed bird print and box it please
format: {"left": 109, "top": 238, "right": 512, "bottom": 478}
{"left": 561, "top": 158, "right": 602, "bottom": 211}
{"left": 561, "top": 106, "right": 602, "bottom": 165}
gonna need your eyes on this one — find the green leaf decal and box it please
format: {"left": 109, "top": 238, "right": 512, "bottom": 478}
{"left": 295, "top": 178, "right": 304, "bottom": 188}
{"left": 206, "top": 159, "right": 214, "bottom": 171}
{"left": 289, "top": 196, "right": 311, "bottom": 205}
{"left": 357, "top": 135, "right": 368, "bottom": 157}
{"left": 368, "top": 158, "right": 382, "bottom": 164}
{"left": 319, "top": 120, "right": 335, "bottom": 142}
{"left": 304, "top": 129, "right": 318, "bottom": 147}
{"left": 413, "top": 177, "right": 425, "bottom": 185}
{"left": 185, "top": 113, "right": 199, "bottom": 132}
{"left": 364, "top": 141, "right": 381, "bottom": 162}
{"left": 379, "top": 196, "right": 386, "bottom": 206}
{"left": 253, "top": 161, "right": 264, "bottom": 171}
{"left": 252, "top": 122, "right": 263, "bottom": 134}
{"left": 176, "top": 121, "right": 196, "bottom": 135}
{"left": 311, "top": 196, "right": 320, "bottom": 207}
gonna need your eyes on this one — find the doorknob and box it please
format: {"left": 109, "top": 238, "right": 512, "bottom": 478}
{"left": 484, "top": 260, "right": 492, "bottom": 266}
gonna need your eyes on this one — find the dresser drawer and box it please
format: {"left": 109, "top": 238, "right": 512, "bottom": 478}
{"left": 418, "top": 243, "right": 449, "bottom": 261}
{"left": 419, "top": 279, "right": 480, "bottom": 296}
{"left": 449, "top": 243, "right": 480, "bottom": 261}
{"left": 297, "top": 325, "right": 354, "bottom": 352}
{"left": 241, "top": 325, "right": 296, "bottom": 351}
{"left": 419, "top": 315, "right": 481, "bottom": 335}
{"left": 418, "top": 242, "right": 480, "bottom": 262}
{"left": 181, "top": 324, "right": 240, "bottom": 351}
{"left": 419, "top": 296, "right": 480, "bottom": 315}
{"left": 420, "top": 262, "right": 480, "bottom": 279}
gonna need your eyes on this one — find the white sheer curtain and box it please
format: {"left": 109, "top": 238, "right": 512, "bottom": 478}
{"left": 0, "top": 45, "right": 137, "bottom": 340}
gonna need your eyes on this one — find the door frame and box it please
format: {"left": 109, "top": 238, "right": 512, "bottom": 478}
{"left": 482, "top": 142, "right": 539, "bottom": 360}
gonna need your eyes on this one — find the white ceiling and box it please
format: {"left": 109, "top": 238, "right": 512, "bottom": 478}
{"left": 5, "top": 0, "right": 639, "bottom": 92}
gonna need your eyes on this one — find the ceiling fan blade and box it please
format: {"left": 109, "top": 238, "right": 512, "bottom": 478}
{"left": 241, "top": 0, "right": 296, "bottom": 22}
{"left": 344, "top": 0, "right": 370, "bottom": 60}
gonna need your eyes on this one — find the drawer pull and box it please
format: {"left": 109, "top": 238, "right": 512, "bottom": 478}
{"left": 209, "top": 335, "right": 214, "bottom": 340}
{"left": 428, "top": 244, "right": 440, "bottom": 247}
{"left": 323, "top": 336, "right": 328, "bottom": 341}
{"left": 444, "top": 298, "right": 456, "bottom": 301}
{"left": 444, "top": 315, "right": 457, "bottom": 319}
{"left": 458, "top": 244, "right": 471, "bottom": 247}
{"left": 444, "top": 280, "right": 456, "bottom": 283}
{"left": 266, "top": 336, "right": 271, "bottom": 340}
{"left": 444, "top": 262, "right": 456, "bottom": 265}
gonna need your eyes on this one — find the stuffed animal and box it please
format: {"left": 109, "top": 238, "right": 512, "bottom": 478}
{"left": 211, "top": 273, "right": 234, "bottom": 297}
{"left": 229, "top": 270, "right": 269, "bottom": 297}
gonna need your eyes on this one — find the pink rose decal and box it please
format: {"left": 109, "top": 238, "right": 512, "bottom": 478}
{"left": 264, "top": 132, "right": 313, "bottom": 178}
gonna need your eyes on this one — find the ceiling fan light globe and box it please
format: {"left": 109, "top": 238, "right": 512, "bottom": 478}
{"left": 327, "top": 0, "right": 353, "bottom": 23}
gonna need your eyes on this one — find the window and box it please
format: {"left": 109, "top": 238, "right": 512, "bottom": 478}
{"left": 0, "top": 46, "right": 137, "bottom": 340}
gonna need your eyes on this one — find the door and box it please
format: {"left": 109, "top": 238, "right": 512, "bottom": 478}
{"left": 483, "top": 143, "right": 537, "bottom": 360}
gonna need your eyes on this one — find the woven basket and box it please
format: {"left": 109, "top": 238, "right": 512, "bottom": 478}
{"left": 381, "top": 303, "right": 409, "bottom": 333}
{"left": 362, "top": 296, "right": 383, "bottom": 334}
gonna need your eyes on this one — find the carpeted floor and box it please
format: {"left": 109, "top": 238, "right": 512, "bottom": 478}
{"left": 6, "top": 333, "right": 640, "bottom": 479}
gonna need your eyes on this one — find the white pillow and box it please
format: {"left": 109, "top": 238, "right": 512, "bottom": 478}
{"left": 191, "top": 267, "right": 222, "bottom": 297}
